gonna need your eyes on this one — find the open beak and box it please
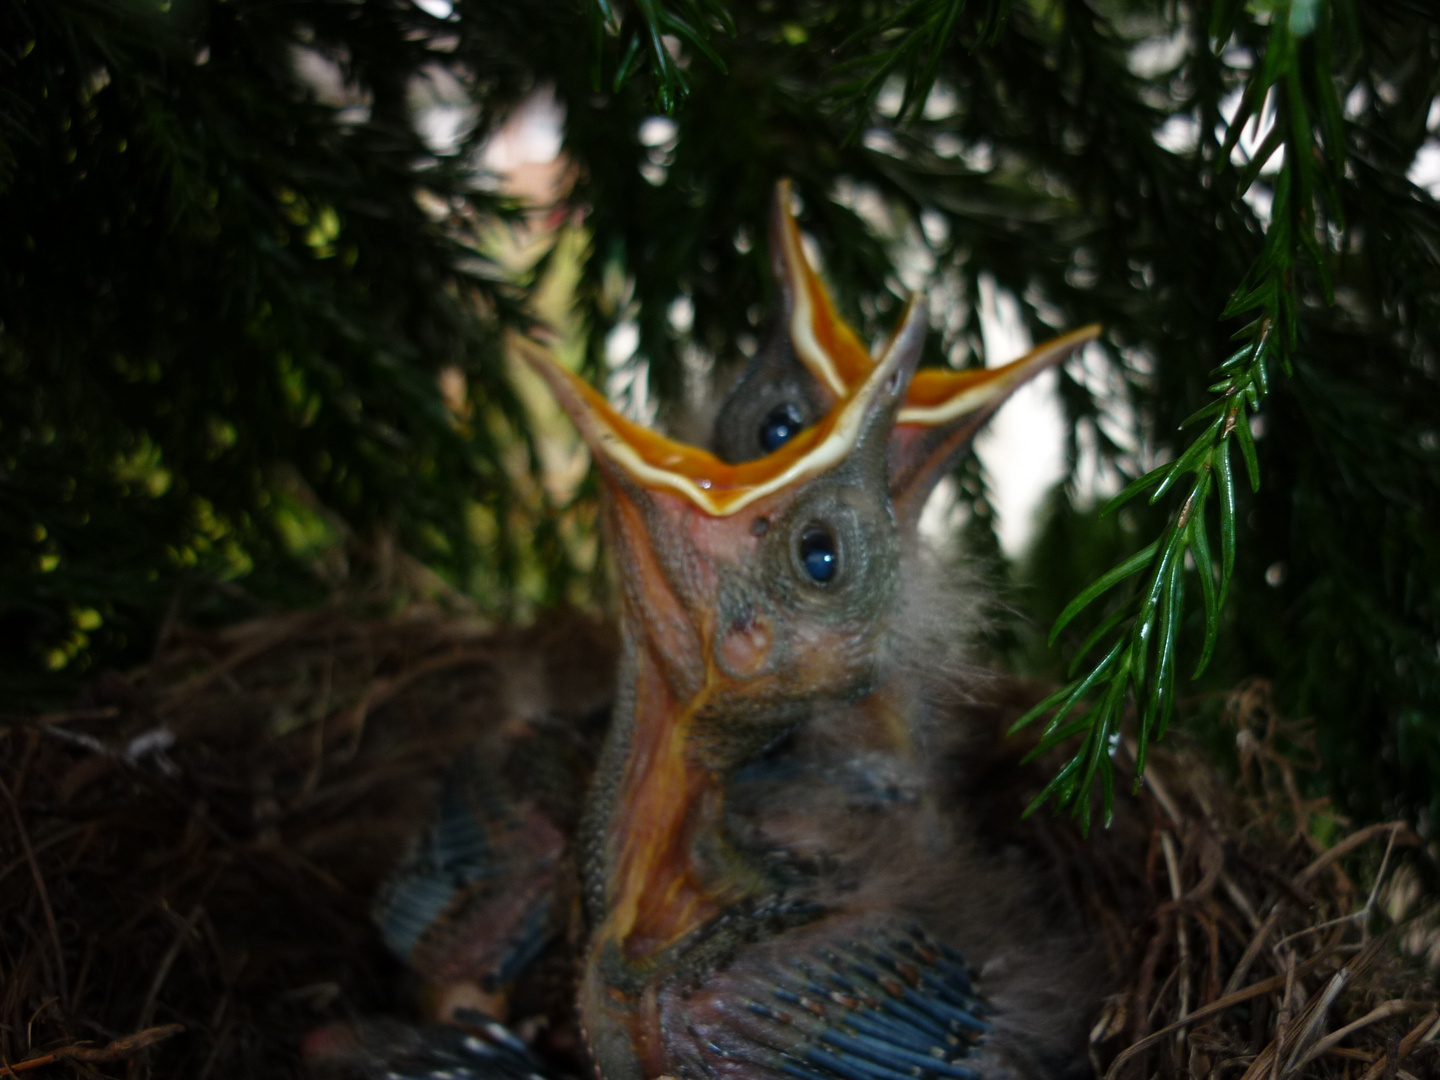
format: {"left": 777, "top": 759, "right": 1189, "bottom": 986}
{"left": 768, "top": 178, "right": 1101, "bottom": 528}
{"left": 511, "top": 326, "right": 911, "bottom": 704}
{"left": 771, "top": 177, "right": 876, "bottom": 398}
{"left": 510, "top": 324, "right": 912, "bottom": 519}
{"left": 888, "top": 324, "right": 1100, "bottom": 526}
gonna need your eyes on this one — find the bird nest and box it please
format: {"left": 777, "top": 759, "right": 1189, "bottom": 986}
{"left": 1, "top": 607, "right": 1436, "bottom": 1079}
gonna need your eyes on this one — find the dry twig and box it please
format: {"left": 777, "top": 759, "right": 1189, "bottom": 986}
{"left": 1, "top": 1025, "right": 184, "bottom": 1074}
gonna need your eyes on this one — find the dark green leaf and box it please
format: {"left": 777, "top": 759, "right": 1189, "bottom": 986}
{"left": 1029, "top": 706, "right": 1108, "bottom": 760}
{"left": 902, "top": 0, "right": 965, "bottom": 123}
{"left": 613, "top": 33, "right": 645, "bottom": 91}
{"left": 1049, "top": 540, "right": 1160, "bottom": 644}
{"left": 1067, "top": 601, "right": 1134, "bottom": 678}
{"left": 1235, "top": 124, "right": 1286, "bottom": 197}
{"left": 1075, "top": 676, "right": 1127, "bottom": 828}
{"left": 1209, "top": 0, "right": 1247, "bottom": 47}
{"left": 1180, "top": 398, "right": 1229, "bottom": 430}
{"left": 1131, "top": 526, "right": 1181, "bottom": 692}
{"left": 1190, "top": 494, "right": 1220, "bottom": 678}
{"left": 1235, "top": 408, "right": 1262, "bottom": 491}
{"left": 660, "top": 12, "right": 728, "bottom": 74}
{"left": 1216, "top": 439, "right": 1238, "bottom": 601}
{"left": 1153, "top": 546, "right": 1186, "bottom": 741}
{"left": 1039, "top": 640, "right": 1127, "bottom": 741}
{"left": 1022, "top": 755, "right": 1083, "bottom": 819}
{"left": 1099, "top": 468, "right": 1163, "bottom": 518}
{"left": 1150, "top": 416, "right": 1225, "bottom": 503}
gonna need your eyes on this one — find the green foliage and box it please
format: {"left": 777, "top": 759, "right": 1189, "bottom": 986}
{"left": 3, "top": 0, "right": 1438, "bottom": 823}
{"left": 1011, "top": 0, "right": 1440, "bottom": 828}
{"left": 0, "top": 0, "right": 565, "bottom": 694}
{"left": 589, "top": 0, "right": 735, "bottom": 112}
{"left": 827, "top": 0, "right": 1013, "bottom": 131}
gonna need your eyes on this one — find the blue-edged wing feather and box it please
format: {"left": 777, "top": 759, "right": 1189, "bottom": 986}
{"left": 305, "top": 1011, "right": 565, "bottom": 1080}
{"left": 669, "top": 921, "right": 995, "bottom": 1080}
{"left": 373, "top": 753, "right": 567, "bottom": 991}
{"left": 374, "top": 763, "right": 508, "bottom": 959}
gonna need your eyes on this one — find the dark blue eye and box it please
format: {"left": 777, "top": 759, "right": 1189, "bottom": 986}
{"left": 799, "top": 525, "right": 837, "bottom": 583}
{"left": 759, "top": 402, "right": 805, "bottom": 452}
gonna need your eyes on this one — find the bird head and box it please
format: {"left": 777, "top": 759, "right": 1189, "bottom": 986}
{"left": 513, "top": 311, "right": 923, "bottom": 768}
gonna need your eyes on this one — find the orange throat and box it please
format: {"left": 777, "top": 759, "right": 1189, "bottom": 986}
{"left": 598, "top": 648, "right": 731, "bottom": 964}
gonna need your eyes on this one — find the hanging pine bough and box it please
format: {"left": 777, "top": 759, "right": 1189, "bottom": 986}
{"left": 825, "top": 0, "right": 1014, "bottom": 133}
{"left": 1010, "top": 0, "right": 1356, "bottom": 826}
{"left": 5, "top": 0, "right": 1439, "bottom": 817}
{"left": 0, "top": 0, "right": 586, "bottom": 697}
{"left": 587, "top": 0, "right": 736, "bottom": 112}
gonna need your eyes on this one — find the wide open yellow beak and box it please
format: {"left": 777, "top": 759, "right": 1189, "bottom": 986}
{"left": 510, "top": 311, "right": 918, "bottom": 518}
{"left": 768, "top": 178, "right": 1101, "bottom": 526}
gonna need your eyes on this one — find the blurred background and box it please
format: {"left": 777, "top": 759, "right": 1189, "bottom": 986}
{"left": 2, "top": 0, "right": 1438, "bottom": 825}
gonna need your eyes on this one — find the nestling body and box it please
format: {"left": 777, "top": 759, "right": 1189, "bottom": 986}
{"left": 315, "top": 181, "right": 1106, "bottom": 1080}
{"left": 530, "top": 183, "right": 1103, "bottom": 1080}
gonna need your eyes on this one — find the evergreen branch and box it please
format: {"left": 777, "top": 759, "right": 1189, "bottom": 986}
{"left": 1015, "top": 0, "right": 1348, "bottom": 829}
{"left": 825, "top": 0, "right": 1011, "bottom": 132}
{"left": 587, "top": 0, "right": 734, "bottom": 112}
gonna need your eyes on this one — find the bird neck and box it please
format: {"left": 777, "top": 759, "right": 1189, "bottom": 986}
{"left": 584, "top": 628, "right": 768, "bottom": 967}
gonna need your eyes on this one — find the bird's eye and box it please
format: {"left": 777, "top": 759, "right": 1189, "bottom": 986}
{"left": 759, "top": 402, "right": 805, "bottom": 452}
{"left": 798, "top": 525, "right": 838, "bottom": 583}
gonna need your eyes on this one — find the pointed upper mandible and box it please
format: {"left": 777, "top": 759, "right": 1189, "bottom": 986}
{"left": 756, "top": 178, "right": 1102, "bottom": 525}
{"left": 510, "top": 307, "right": 919, "bottom": 518}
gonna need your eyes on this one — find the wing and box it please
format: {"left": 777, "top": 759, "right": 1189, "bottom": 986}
{"left": 373, "top": 747, "right": 569, "bottom": 995}
{"left": 304, "top": 1011, "right": 564, "bottom": 1080}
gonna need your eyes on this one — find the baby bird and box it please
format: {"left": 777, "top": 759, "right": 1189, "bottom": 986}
{"left": 317, "top": 183, "right": 1108, "bottom": 1080}
{"left": 510, "top": 190, "right": 1104, "bottom": 1079}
